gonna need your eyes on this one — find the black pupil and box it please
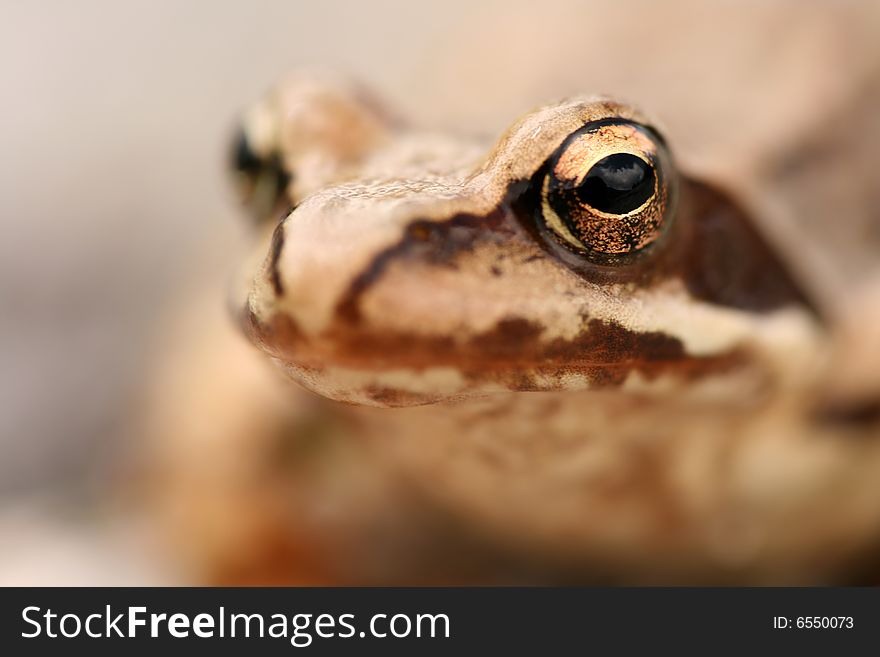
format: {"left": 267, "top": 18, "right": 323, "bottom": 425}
{"left": 576, "top": 153, "right": 655, "bottom": 214}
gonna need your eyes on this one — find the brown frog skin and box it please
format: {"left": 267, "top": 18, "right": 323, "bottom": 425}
{"left": 215, "top": 73, "right": 880, "bottom": 584}
{"left": 149, "top": 73, "right": 880, "bottom": 585}
{"left": 241, "top": 77, "right": 819, "bottom": 403}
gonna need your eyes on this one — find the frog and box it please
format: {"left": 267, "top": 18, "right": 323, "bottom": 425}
{"left": 221, "top": 67, "right": 880, "bottom": 581}
{"left": 146, "top": 69, "right": 880, "bottom": 585}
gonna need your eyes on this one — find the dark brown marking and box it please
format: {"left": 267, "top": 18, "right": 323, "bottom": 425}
{"left": 470, "top": 317, "right": 545, "bottom": 358}
{"left": 678, "top": 181, "right": 814, "bottom": 313}
{"left": 335, "top": 181, "right": 529, "bottom": 324}
{"left": 816, "top": 399, "right": 880, "bottom": 427}
{"left": 547, "top": 318, "right": 684, "bottom": 362}
{"left": 261, "top": 308, "right": 745, "bottom": 392}
{"left": 268, "top": 220, "right": 286, "bottom": 296}
{"left": 244, "top": 305, "right": 305, "bottom": 354}
{"left": 513, "top": 165, "right": 816, "bottom": 314}
{"left": 336, "top": 214, "right": 496, "bottom": 324}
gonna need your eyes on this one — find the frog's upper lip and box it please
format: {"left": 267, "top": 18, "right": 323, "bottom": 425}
{"left": 246, "top": 298, "right": 744, "bottom": 393}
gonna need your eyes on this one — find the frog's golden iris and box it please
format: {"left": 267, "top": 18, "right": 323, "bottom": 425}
{"left": 540, "top": 119, "right": 675, "bottom": 259}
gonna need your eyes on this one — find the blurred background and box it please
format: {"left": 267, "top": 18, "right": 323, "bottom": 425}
{"left": 1, "top": 0, "right": 878, "bottom": 584}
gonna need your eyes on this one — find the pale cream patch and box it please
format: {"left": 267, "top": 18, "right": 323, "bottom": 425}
{"left": 584, "top": 279, "right": 823, "bottom": 363}
{"left": 241, "top": 100, "right": 279, "bottom": 159}
{"left": 338, "top": 366, "right": 468, "bottom": 395}
{"left": 251, "top": 189, "right": 417, "bottom": 335}
{"left": 618, "top": 367, "right": 768, "bottom": 404}
{"left": 358, "top": 245, "right": 822, "bottom": 374}
{"left": 357, "top": 233, "right": 601, "bottom": 341}
{"left": 359, "top": 133, "right": 486, "bottom": 182}
{"left": 534, "top": 371, "right": 593, "bottom": 390}
{"left": 301, "top": 365, "right": 509, "bottom": 406}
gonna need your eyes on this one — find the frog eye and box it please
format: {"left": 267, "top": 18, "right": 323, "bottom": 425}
{"left": 230, "top": 128, "right": 291, "bottom": 221}
{"left": 539, "top": 119, "right": 675, "bottom": 260}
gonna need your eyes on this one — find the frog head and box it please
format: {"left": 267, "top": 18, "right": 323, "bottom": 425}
{"left": 235, "top": 76, "right": 820, "bottom": 406}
